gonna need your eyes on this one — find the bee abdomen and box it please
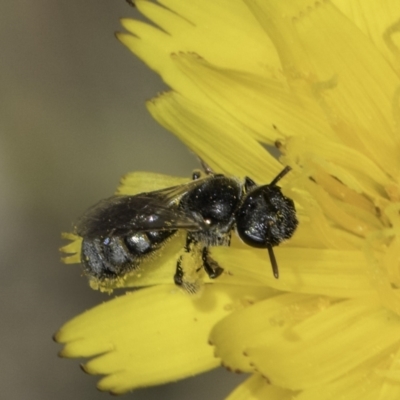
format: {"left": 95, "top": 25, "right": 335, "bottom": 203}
{"left": 81, "top": 230, "right": 177, "bottom": 281}
{"left": 81, "top": 237, "right": 137, "bottom": 280}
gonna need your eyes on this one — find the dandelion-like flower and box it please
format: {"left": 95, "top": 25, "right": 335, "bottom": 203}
{"left": 55, "top": 0, "right": 400, "bottom": 398}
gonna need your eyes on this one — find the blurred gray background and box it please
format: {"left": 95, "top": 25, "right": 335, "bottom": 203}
{"left": 1, "top": 1, "right": 246, "bottom": 399}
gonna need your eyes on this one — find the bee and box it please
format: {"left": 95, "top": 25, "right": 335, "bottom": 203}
{"left": 75, "top": 164, "right": 298, "bottom": 290}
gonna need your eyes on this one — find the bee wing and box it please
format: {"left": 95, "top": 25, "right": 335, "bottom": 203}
{"left": 147, "top": 176, "right": 212, "bottom": 205}
{"left": 75, "top": 178, "right": 211, "bottom": 238}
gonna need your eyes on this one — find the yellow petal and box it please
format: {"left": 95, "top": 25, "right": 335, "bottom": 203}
{"left": 226, "top": 374, "right": 294, "bottom": 400}
{"left": 245, "top": 0, "right": 400, "bottom": 176}
{"left": 296, "top": 351, "right": 400, "bottom": 400}
{"left": 117, "top": 20, "right": 204, "bottom": 103}
{"left": 210, "top": 295, "right": 400, "bottom": 390}
{"left": 168, "top": 52, "right": 334, "bottom": 144}
{"left": 146, "top": 90, "right": 282, "bottom": 181}
{"left": 60, "top": 233, "right": 81, "bottom": 264}
{"left": 55, "top": 284, "right": 271, "bottom": 394}
{"left": 285, "top": 135, "right": 389, "bottom": 197}
{"left": 209, "top": 293, "right": 323, "bottom": 373}
{"left": 246, "top": 298, "right": 400, "bottom": 390}
{"left": 116, "top": 171, "right": 190, "bottom": 195}
{"left": 332, "top": 0, "right": 400, "bottom": 76}
{"left": 118, "top": 0, "right": 281, "bottom": 94}
{"left": 376, "top": 345, "right": 400, "bottom": 399}
{"left": 212, "top": 246, "right": 375, "bottom": 298}
{"left": 287, "top": 186, "right": 362, "bottom": 251}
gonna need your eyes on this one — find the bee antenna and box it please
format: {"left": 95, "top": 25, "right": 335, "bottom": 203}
{"left": 267, "top": 244, "right": 279, "bottom": 279}
{"left": 197, "top": 157, "right": 215, "bottom": 175}
{"left": 269, "top": 166, "right": 291, "bottom": 187}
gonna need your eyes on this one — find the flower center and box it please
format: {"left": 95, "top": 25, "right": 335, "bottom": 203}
{"left": 281, "top": 136, "right": 400, "bottom": 315}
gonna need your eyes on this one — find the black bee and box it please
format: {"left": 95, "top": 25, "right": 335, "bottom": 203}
{"left": 75, "top": 165, "right": 298, "bottom": 289}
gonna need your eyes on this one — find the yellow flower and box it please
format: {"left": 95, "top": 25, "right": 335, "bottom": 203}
{"left": 55, "top": 0, "right": 400, "bottom": 398}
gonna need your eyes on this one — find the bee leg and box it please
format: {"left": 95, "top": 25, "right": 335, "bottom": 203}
{"left": 201, "top": 247, "right": 224, "bottom": 279}
{"left": 174, "top": 234, "right": 195, "bottom": 286}
{"left": 226, "top": 232, "right": 232, "bottom": 246}
{"left": 174, "top": 257, "right": 184, "bottom": 286}
{"left": 184, "top": 233, "right": 197, "bottom": 251}
{"left": 174, "top": 254, "right": 201, "bottom": 294}
{"left": 199, "top": 158, "right": 214, "bottom": 175}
